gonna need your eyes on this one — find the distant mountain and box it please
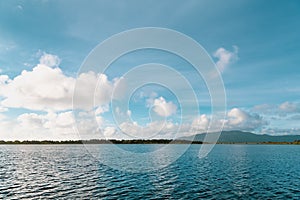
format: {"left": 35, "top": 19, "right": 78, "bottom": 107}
{"left": 181, "top": 130, "right": 300, "bottom": 143}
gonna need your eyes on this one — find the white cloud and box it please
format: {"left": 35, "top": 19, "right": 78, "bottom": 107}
{"left": 0, "top": 53, "right": 124, "bottom": 111}
{"left": 0, "top": 75, "right": 10, "bottom": 84}
{"left": 191, "top": 114, "right": 209, "bottom": 132}
{"left": 190, "top": 108, "right": 267, "bottom": 133}
{"left": 74, "top": 72, "right": 114, "bottom": 110}
{"left": 225, "top": 108, "right": 267, "bottom": 131}
{"left": 0, "top": 110, "right": 109, "bottom": 140}
{"left": 227, "top": 108, "right": 248, "bottom": 125}
{"left": 0, "top": 64, "right": 74, "bottom": 111}
{"left": 213, "top": 46, "right": 238, "bottom": 72}
{"left": 0, "top": 111, "right": 78, "bottom": 141}
{"left": 17, "top": 111, "right": 75, "bottom": 132}
{"left": 39, "top": 53, "right": 60, "bottom": 67}
{"left": 119, "top": 120, "right": 181, "bottom": 139}
{"left": 0, "top": 50, "right": 294, "bottom": 140}
{"left": 73, "top": 72, "right": 125, "bottom": 110}
{"left": 152, "top": 97, "right": 177, "bottom": 117}
{"left": 44, "top": 111, "right": 74, "bottom": 128}
{"left": 0, "top": 106, "right": 286, "bottom": 141}
{"left": 103, "top": 126, "right": 117, "bottom": 138}
{"left": 18, "top": 113, "right": 44, "bottom": 129}
{"left": 117, "top": 108, "right": 267, "bottom": 139}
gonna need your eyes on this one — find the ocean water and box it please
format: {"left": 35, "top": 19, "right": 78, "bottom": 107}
{"left": 0, "top": 144, "right": 299, "bottom": 199}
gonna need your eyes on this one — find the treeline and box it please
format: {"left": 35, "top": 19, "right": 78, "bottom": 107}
{"left": 260, "top": 140, "right": 300, "bottom": 145}
{"left": 110, "top": 139, "right": 203, "bottom": 144}
{"left": 0, "top": 139, "right": 203, "bottom": 145}
{"left": 0, "top": 140, "right": 82, "bottom": 144}
{"left": 1, "top": 140, "right": 299, "bottom": 145}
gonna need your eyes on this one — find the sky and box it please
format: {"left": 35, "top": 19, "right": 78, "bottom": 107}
{"left": 0, "top": 0, "right": 300, "bottom": 140}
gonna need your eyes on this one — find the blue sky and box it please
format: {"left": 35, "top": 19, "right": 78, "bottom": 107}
{"left": 0, "top": 0, "right": 299, "bottom": 140}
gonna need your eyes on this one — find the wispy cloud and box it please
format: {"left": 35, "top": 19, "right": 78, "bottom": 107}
{"left": 253, "top": 101, "right": 300, "bottom": 115}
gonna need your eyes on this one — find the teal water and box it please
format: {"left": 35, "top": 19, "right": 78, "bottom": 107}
{"left": 0, "top": 144, "right": 299, "bottom": 199}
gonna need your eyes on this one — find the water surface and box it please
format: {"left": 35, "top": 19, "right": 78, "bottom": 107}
{"left": 0, "top": 144, "right": 299, "bottom": 199}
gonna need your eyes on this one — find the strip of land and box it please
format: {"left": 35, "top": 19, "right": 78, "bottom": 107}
{"left": 0, "top": 139, "right": 299, "bottom": 145}
{"left": 0, "top": 139, "right": 203, "bottom": 145}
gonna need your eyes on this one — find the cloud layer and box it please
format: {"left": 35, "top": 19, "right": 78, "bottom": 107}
{"left": 0, "top": 53, "right": 298, "bottom": 140}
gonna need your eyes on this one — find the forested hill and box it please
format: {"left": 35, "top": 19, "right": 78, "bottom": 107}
{"left": 181, "top": 130, "right": 300, "bottom": 143}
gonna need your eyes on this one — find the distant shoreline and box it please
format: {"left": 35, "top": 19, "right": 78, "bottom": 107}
{"left": 0, "top": 139, "right": 202, "bottom": 145}
{"left": 0, "top": 139, "right": 299, "bottom": 145}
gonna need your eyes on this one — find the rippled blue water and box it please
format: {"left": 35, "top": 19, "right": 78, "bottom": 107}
{"left": 0, "top": 144, "right": 299, "bottom": 199}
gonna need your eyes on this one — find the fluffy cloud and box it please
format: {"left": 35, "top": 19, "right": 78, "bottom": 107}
{"left": 213, "top": 46, "right": 238, "bottom": 72}
{"left": 74, "top": 72, "right": 124, "bottom": 110}
{"left": 191, "top": 114, "right": 209, "bottom": 132}
{"left": 190, "top": 108, "right": 267, "bottom": 133}
{"left": 0, "top": 110, "right": 110, "bottom": 140}
{"left": 0, "top": 63, "right": 74, "bottom": 111}
{"left": 0, "top": 53, "right": 130, "bottom": 140}
{"left": 225, "top": 108, "right": 267, "bottom": 131}
{"left": 0, "top": 53, "right": 124, "bottom": 111}
{"left": 0, "top": 111, "right": 77, "bottom": 141}
{"left": 152, "top": 97, "right": 177, "bottom": 117}
{"left": 1, "top": 52, "right": 295, "bottom": 140}
{"left": 17, "top": 111, "right": 75, "bottom": 133}
{"left": 0, "top": 106, "right": 280, "bottom": 141}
